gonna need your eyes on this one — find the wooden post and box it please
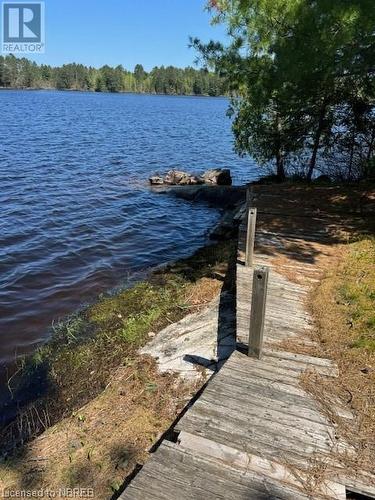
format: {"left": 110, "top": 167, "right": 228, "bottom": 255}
{"left": 245, "top": 186, "right": 252, "bottom": 208}
{"left": 248, "top": 266, "right": 269, "bottom": 359}
{"left": 245, "top": 207, "right": 257, "bottom": 267}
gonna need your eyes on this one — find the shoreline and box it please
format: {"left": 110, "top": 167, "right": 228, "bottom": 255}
{"left": 0, "top": 185, "right": 243, "bottom": 372}
{"left": 0, "top": 185, "right": 245, "bottom": 451}
{"left": 0, "top": 86, "right": 228, "bottom": 98}
{"left": 1, "top": 182, "right": 373, "bottom": 498}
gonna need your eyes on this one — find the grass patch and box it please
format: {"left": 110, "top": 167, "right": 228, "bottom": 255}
{"left": 307, "top": 236, "right": 375, "bottom": 473}
{"left": 338, "top": 238, "right": 375, "bottom": 352}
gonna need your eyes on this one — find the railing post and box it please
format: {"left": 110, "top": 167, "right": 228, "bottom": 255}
{"left": 245, "top": 186, "right": 253, "bottom": 209}
{"left": 245, "top": 207, "right": 257, "bottom": 267}
{"left": 248, "top": 266, "right": 269, "bottom": 359}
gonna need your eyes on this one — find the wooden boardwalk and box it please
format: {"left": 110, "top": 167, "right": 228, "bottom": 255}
{"left": 120, "top": 186, "right": 374, "bottom": 500}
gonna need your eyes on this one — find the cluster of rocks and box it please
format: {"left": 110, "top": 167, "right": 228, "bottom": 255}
{"left": 149, "top": 168, "right": 232, "bottom": 186}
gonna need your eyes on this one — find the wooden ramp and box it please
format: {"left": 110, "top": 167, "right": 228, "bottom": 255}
{"left": 120, "top": 186, "right": 375, "bottom": 499}
{"left": 121, "top": 348, "right": 347, "bottom": 499}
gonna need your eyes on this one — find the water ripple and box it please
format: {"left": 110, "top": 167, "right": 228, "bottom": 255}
{"left": 0, "top": 90, "right": 258, "bottom": 367}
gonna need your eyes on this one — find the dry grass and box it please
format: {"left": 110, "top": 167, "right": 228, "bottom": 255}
{"left": 0, "top": 357, "right": 199, "bottom": 498}
{"left": 304, "top": 238, "right": 375, "bottom": 475}
{"left": 183, "top": 277, "right": 223, "bottom": 309}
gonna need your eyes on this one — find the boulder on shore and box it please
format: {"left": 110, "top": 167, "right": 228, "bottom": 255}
{"left": 149, "top": 168, "right": 232, "bottom": 186}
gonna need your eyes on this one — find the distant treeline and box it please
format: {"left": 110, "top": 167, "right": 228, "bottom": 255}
{"left": 0, "top": 55, "right": 226, "bottom": 96}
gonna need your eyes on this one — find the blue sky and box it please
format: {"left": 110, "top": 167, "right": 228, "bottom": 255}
{"left": 23, "top": 0, "right": 228, "bottom": 70}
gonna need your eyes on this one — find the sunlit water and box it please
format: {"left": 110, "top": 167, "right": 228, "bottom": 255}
{"left": 0, "top": 90, "right": 258, "bottom": 370}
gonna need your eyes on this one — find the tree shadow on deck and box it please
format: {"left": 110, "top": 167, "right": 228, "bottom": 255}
{"left": 241, "top": 184, "right": 375, "bottom": 266}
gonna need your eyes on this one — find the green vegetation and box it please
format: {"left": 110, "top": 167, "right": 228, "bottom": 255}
{"left": 19, "top": 280, "right": 187, "bottom": 421}
{"left": 193, "top": 0, "right": 375, "bottom": 181}
{"left": 0, "top": 55, "right": 226, "bottom": 96}
{"left": 310, "top": 234, "right": 375, "bottom": 470}
{"left": 339, "top": 238, "right": 375, "bottom": 351}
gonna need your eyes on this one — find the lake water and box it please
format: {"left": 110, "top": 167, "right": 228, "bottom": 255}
{"left": 0, "top": 90, "right": 258, "bottom": 370}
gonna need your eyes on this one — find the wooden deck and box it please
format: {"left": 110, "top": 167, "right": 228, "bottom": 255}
{"left": 120, "top": 186, "right": 374, "bottom": 500}
{"left": 122, "top": 353, "right": 347, "bottom": 498}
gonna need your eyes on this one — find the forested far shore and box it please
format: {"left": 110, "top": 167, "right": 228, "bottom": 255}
{"left": 0, "top": 55, "right": 226, "bottom": 96}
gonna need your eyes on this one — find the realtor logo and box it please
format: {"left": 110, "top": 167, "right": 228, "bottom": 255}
{"left": 2, "top": 2, "right": 45, "bottom": 53}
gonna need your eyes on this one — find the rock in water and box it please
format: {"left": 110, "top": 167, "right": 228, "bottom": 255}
{"left": 164, "top": 170, "right": 191, "bottom": 185}
{"left": 164, "top": 170, "right": 204, "bottom": 185}
{"left": 149, "top": 168, "right": 231, "bottom": 186}
{"left": 149, "top": 175, "right": 164, "bottom": 185}
{"left": 189, "top": 175, "right": 204, "bottom": 185}
{"left": 202, "top": 169, "right": 232, "bottom": 186}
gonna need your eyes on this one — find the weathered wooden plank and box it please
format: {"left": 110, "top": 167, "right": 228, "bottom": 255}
{"left": 121, "top": 441, "right": 312, "bottom": 499}
{"left": 176, "top": 412, "right": 338, "bottom": 469}
{"left": 262, "top": 348, "right": 335, "bottom": 368}
{"left": 219, "top": 362, "right": 311, "bottom": 397}
{"left": 214, "top": 370, "right": 354, "bottom": 421}
{"left": 203, "top": 376, "right": 330, "bottom": 423}
{"left": 152, "top": 449, "right": 285, "bottom": 499}
{"left": 227, "top": 349, "right": 338, "bottom": 377}
{"left": 157, "top": 442, "right": 312, "bottom": 499}
{"left": 195, "top": 395, "right": 336, "bottom": 446}
{"left": 201, "top": 386, "right": 332, "bottom": 431}
{"left": 178, "top": 432, "right": 347, "bottom": 500}
{"left": 222, "top": 357, "right": 308, "bottom": 385}
{"left": 180, "top": 400, "right": 336, "bottom": 453}
{"left": 215, "top": 369, "right": 312, "bottom": 400}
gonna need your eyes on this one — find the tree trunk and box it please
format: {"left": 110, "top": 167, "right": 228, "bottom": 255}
{"left": 275, "top": 112, "right": 286, "bottom": 181}
{"left": 348, "top": 128, "right": 356, "bottom": 181}
{"left": 307, "top": 103, "right": 327, "bottom": 182}
{"left": 366, "top": 125, "right": 375, "bottom": 162}
{"left": 276, "top": 151, "right": 286, "bottom": 181}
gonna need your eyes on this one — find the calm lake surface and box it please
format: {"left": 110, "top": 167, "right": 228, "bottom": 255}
{"left": 0, "top": 90, "right": 258, "bottom": 369}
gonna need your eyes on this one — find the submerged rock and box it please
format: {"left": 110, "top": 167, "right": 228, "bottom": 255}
{"left": 149, "top": 168, "right": 232, "bottom": 186}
